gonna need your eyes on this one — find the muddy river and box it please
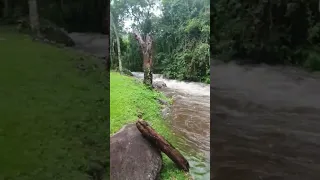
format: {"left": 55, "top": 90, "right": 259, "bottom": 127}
{"left": 211, "top": 61, "right": 320, "bottom": 180}
{"left": 132, "top": 72, "right": 211, "bottom": 180}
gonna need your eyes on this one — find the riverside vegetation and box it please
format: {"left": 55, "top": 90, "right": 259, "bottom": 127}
{"left": 110, "top": 72, "right": 191, "bottom": 179}
{"left": 213, "top": 0, "right": 320, "bottom": 71}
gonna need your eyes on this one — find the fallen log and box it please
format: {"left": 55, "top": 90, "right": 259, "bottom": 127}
{"left": 136, "top": 119, "right": 189, "bottom": 172}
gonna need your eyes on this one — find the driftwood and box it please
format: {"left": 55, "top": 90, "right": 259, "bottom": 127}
{"left": 136, "top": 119, "right": 189, "bottom": 172}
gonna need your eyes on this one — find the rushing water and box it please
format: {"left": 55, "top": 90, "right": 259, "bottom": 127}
{"left": 70, "top": 32, "right": 320, "bottom": 179}
{"left": 68, "top": 32, "right": 108, "bottom": 58}
{"left": 69, "top": 33, "right": 211, "bottom": 179}
{"left": 211, "top": 61, "right": 320, "bottom": 180}
{"left": 132, "top": 72, "right": 210, "bottom": 180}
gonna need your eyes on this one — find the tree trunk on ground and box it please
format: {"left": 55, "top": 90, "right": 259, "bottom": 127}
{"left": 136, "top": 120, "right": 190, "bottom": 172}
{"left": 28, "top": 0, "right": 40, "bottom": 37}
{"left": 110, "top": 12, "right": 122, "bottom": 73}
{"left": 133, "top": 31, "right": 153, "bottom": 87}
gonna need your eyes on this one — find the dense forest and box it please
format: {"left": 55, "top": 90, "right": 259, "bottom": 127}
{"left": 0, "top": 0, "right": 108, "bottom": 33}
{"left": 213, "top": 0, "right": 320, "bottom": 71}
{"left": 110, "top": 0, "right": 210, "bottom": 83}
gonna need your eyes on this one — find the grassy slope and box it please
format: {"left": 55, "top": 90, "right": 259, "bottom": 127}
{"left": 110, "top": 72, "right": 190, "bottom": 180}
{"left": 0, "top": 28, "right": 109, "bottom": 179}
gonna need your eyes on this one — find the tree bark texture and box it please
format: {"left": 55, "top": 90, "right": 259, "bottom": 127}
{"left": 111, "top": 12, "right": 122, "bottom": 72}
{"left": 133, "top": 32, "right": 153, "bottom": 87}
{"left": 28, "top": 0, "right": 40, "bottom": 36}
{"left": 136, "top": 120, "right": 190, "bottom": 172}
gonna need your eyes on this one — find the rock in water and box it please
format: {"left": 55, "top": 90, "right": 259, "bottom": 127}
{"left": 161, "top": 106, "right": 171, "bottom": 119}
{"left": 157, "top": 98, "right": 169, "bottom": 106}
{"left": 122, "top": 68, "right": 134, "bottom": 76}
{"left": 153, "top": 81, "right": 167, "bottom": 89}
{"left": 110, "top": 124, "right": 162, "bottom": 180}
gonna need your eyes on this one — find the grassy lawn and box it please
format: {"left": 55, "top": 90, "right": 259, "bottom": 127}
{"left": 110, "top": 72, "right": 190, "bottom": 180}
{"left": 0, "top": 28, "right": 109, "bottom": 179}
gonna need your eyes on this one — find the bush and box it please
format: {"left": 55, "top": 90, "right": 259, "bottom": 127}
{"left": 17, "top": 17, "right": 75, "bottom": 46}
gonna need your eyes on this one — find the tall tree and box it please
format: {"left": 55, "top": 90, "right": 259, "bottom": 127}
{"left": 111, "top": 12, "right": 123, "bottom": 72}
{"left": 124, "top": 0, "right": 156, "bottom": 86}
{"left": 28, "top": 0, "right": 40, "bottom": 36}
{"left": 134, "top": 31, "right": 153, "bottom": 87}
{"left": 110, "top": 0, "right": 210, "bottom": 83}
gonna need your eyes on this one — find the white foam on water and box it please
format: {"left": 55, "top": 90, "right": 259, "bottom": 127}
{"left": 132, "top": 72, "right": 210, "bottom": 97}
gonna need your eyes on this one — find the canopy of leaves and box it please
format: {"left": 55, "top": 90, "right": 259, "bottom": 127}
{"left": 110, "top": 0, "right": 210, "bottom": 82}
{"left": 213, "top": 0, "right": 320, "bottom": 71}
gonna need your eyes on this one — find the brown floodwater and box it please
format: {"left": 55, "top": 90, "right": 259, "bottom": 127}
{"left": 68, "top": 33, "right": 211, "bottom": 179}
{"left": 69, "top": 33, "right": 320, "bottom": 179}
{"left": 211, "top": 61, "right": 320, "bottom": 180}
{"left": 132, "top": 73, "right": 211, "bottom": 180}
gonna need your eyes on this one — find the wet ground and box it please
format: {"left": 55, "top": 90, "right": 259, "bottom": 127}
{"left": 211, "top": 61, "right": 320, "bottom": 180}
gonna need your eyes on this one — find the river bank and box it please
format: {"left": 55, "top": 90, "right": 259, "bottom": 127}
{"left": 110, "top": 72, "right": 190, "bottom": 179}
{"left": 68, "top": 31, "right": 191, "bottom": 179}
{"left": 70, "top": 32, "right": 209, "bottom": 179}
{"left": 132, "top": 72, "right": 211, "bottom": 180}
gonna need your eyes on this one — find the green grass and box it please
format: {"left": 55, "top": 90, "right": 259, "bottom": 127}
{"left": 0, "top": 27, "right": 109, "bottom": 179}
{"left": 110, "top": 72, "right": 191, "bottom": 180}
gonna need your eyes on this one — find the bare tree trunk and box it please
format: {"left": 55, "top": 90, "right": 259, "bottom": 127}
{"left": 115, "top": 31, "right": 122, "bottom": 72}
{"left": 133, "top": 31, "right": 153, "bottom": 87}
{"left": 110, "top": 12, "right": 123, "bottom": 72}
{"left": 136, "top": 120, "right": 189, "bottom": 172}
{"left": 28, "top": 0, "right": 40, "bottom": 37}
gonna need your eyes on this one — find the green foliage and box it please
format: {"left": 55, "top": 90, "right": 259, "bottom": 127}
{"left": 1, "top": 0, "right": 108, "bottom": 33}
{"left": 113, "top": 35, "right": 143, "bottom": 71}
{"left": 110, "top": 0, "right": 209, "bottom": 82}
{"left": 302, "top": 48, "right": 320, "bottom": 71}
{"left": 162, "top": 42, "right": 209, "bottom": 82}
{"left": 153, "top": 0, "right": 210, "bottom": 82}
{"left": 213, "top": 0, "right": 320, "bottom": 71}
{"left": 0, "top": 28, "right": 108, "bottom": 180}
